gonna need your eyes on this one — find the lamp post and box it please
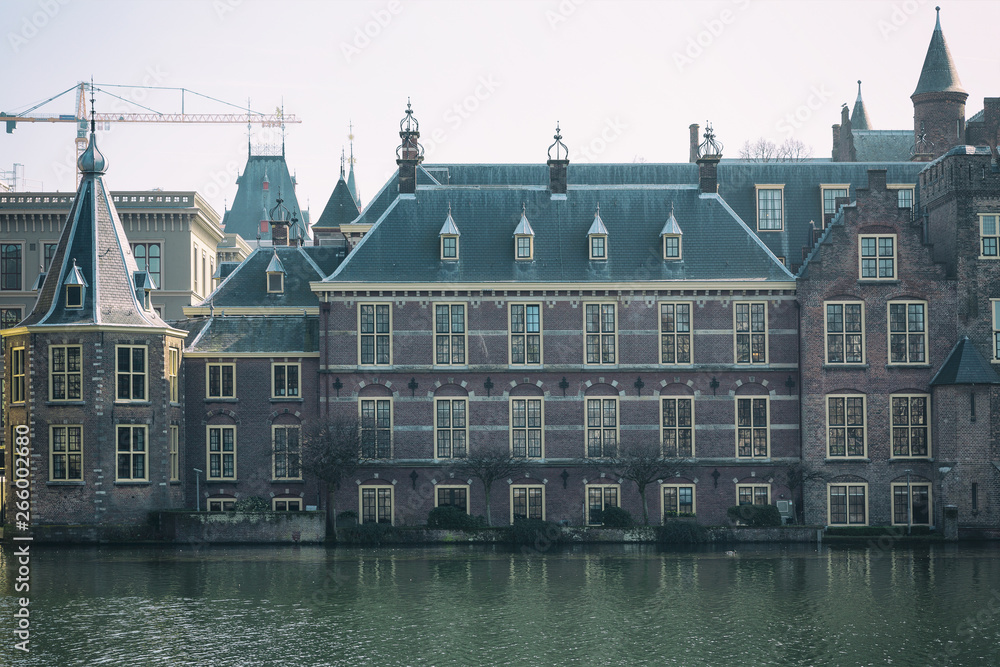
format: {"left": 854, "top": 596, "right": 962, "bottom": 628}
{"left": 193, "top": 468, "right": 203, "bottom": 511}
{"left": 905, "top": 469, "right": 912, "bottom": 536}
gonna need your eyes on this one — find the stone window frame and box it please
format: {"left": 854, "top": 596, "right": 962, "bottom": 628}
{"left": 509, "top": 302, "right": 542, "bottom": 366}
{"left": 887, "top": 300, "right": 928, "bottom": 365}
{"left": 734, "top": 301, "right": 768, "bottom": 365}
{"left": 891, "top": 482, "right": 932, "bottom": 526}
{"left": 272, "top": 496, "right": 302, "bottom": 512}
{"left": 585, "top": 483, "right": 620, "bottom": 525}
{"left": 207, "top": 424, "right": 237, "bottom": 481}
{"left": 206, "top": 362, "right": 236, "bottom": 399}
{"left": 827, "top": 483, "right": 868, "bottom": 526}
{"left": 358, "top": 302, "right": 392, "bottom": 366}
{"left": 659, "top": 302, "right": 693, "bottom": 365}
{"left": 510, "top": 484, "right": 545, "bottom": 523}
{"left": 660, "top": 396, "right": 694, "bottom": 458}
{"left": 49, "top": 345, "right": 83, "bottom": 402}
{"left": 755, "top": 185, "right": 784, "bottom": 231}
{"left": 272, "top": 424, "right": 301, "bottom": 481}
{"left": 116, "top": 424, "right": 148, "bottom": 482}
{"left": 736, "top": 483, "right": 771, "bottom": 506}
{"left": 359, "top": 397, "right": 393, "bottom": 459}
{"left": 889, "top": 393, "right": 931, "bottom": 459}
{"left": 585, "top": 396, "right": 619, "bottom": 459}
{"left": 115, "top": 345, "right": 148, "bottom": 403}
{"left": 359, "top": 484, "right": 394, "bottom": 525}
{"left": 826, "top": 394, "right": 867, "bottom": 459}
{"left": 979, "top": 213, "right": 999, "bottom": 259}
{"left": 735, "top": 396, "right": 770, "bottom": 459}
{"left": 859, "top": 234, "right": 896, "bottom": 280}
{"left": 434, "top": 302, "right": 467, "bottom": 366}
{"left": 584, "top": 302, "right": 617, "bottom": 365}
{"left": 661, "top": 483, "right": 696, "bottom": 520}
{"left": 50, "top": 424, "right": 83, "bottom": 482}
{"left": 271, "top": 362, "right": 300, "bottom": 398}
{"left": 509, "top": 396, "right": 544, "bottom": 459}
{"left": 824, "top": 301, "right": 865, "bottom": 365}
{"left": 435, "top": 485, "right": 471, "bottom": 514}
{"left": 434, "top": 397, "right": 468, "bottom": 460}
{"left": 169, "top": 425, "right": 179, "bottom": 482}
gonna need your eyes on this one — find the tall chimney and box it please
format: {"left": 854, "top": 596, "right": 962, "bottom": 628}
{"left": 396, "top": 99, "right": 423, "bottom": 195}
{"left": 689, "top": 124, "right": 700, "bottom": 163}
{"left": 547, "top": 122, "right": 568, "bottom": 195}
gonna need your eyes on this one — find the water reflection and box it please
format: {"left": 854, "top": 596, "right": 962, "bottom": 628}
{"left": 1, "top": 543, "right": 999, "bottom": 666}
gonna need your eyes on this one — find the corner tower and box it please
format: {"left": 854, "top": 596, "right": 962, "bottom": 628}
{"left": 911, "top": 7, "right": 968, "bottom": 160}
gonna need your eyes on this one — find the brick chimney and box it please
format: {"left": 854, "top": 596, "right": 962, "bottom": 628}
{"left": 547, "top": 122, "right": 568, "bottom": 195}
{"left": 696, "top": 122, "right": 723, "bottom": 194}
{"left": 396, "top": 99, "right": 423, "bottom": 195}
{"left": 689, "top": 124, "right": 700, "bottom": 163}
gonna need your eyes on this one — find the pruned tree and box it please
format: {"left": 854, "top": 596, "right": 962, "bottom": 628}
{"left": 456, "top": 445, "right": 527, "bottom": 527}
{"left": 588, "top": 438, "right": 686, "bottom": 526}
{"left": 783, "top": 463, "right": 826, "bottom": 524}
{"left": 739, "top": 137, "right": 812, "bottom": 162}
{"left": 300, "top": 416, "right": 361, "bottom": 540}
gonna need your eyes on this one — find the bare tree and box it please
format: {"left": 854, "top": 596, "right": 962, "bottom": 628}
{"left": 739, "top": 137, "right": 813, "bottom": 162}
{"left": 456, "top": 445, "right": 527, "bottom": 527}
{"left": 588, "top": 438, "right": 686, "bottom": 526}
{"left": 783, "top": 463, "right": 826, "bottom": 524}
{"left": 776, "top": 137, "right": 811, "bottom": 162}
{"left": 300, "top": 416, "right": 361, "bottom": 540}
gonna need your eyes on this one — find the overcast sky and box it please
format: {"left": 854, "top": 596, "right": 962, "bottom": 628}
{"left": 2, "top": 0, "right": 997, "bottom": 218}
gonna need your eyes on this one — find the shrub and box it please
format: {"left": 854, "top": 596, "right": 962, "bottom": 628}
{"left": 597, "top": 506, "right": 634, "bottom": 528}
{"left": 427, "top": 505, "right": 487, "bottom": 530}
{"left": 656, "top": 522, "right": 708, "bottom": 544}
{"left": 338, "top": 522, "right": 398, "bottom": 544}
{"left": 507, "top": 517, "right": 563, "bottom": 546}
{"left": 663, "top": 511, "right": 697, "bottom": 519}
{"left": 336, "top": 510, "right": 359, "bottom": 527}
{"left": 727, "top": 504, "right": 782, "bottom": 527}
{"left": 234, "top": 496, "right": 270, "bottom": 512}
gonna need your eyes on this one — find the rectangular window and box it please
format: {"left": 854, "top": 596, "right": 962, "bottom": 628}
{"left": 272, "top": 425, "right": 301, "bottom": 480}
{"left": 825, "top": 302, "right": 864, "bottom": 364}
{"left": 43, "top": 243, "right": 58, "bottom": 273}
{"left": 590, "top": 235, "right": 606, "bottom": 259}
{"left": 168, "top": 348, "right": 179, "bottom": 403}
{"left": 979, "top": 214, "right": 999, "bottom": 258}
{"left": 662, "top": 484, "right": 696, "bottom": 519}
{"left": 888, "top": 301, "right": 927, "bottom": 364}
{"left": 586, "top": 397, "right": 618, "bottom": 458}
{"left": 828, "top": 484, "right": 868, "bottom": 525}
{"left": 206, "top": 363, "right": 235, "bottom": 399}
{"left": 891, "top": 394, "right": 930, "bottom": 457}
{"left": 116, "top": 425, "right": 147, "bottom": 481}
{"left": 50, "top": 345, "right": 83, "bottom": 401}
{"left": 11, "top": 347, "right": 25, "bottom": 403}
{"left": 273, "top": 498, "right": 302, "bottom": 512}
{"left": 361, "top": 486, "right": 393, "bottom": 524}
{"left": 509, "top": 303, "right": 541, "bottom": 365}
{"left": 267, "top": 273, "right": 283, "bottom": 293}
{"left": 50, "top": 425, "right": 83, "bottom": 481}
{"left": 663, "top": 235, "right": 681, "bottom": 259}
{"left": 436, "top": 486, "right": 469, "bottom": 513}
{"left": 131, "top": 242, "right": 161, "bottom": 286}
{"left": 272, "top": 363, "right": 300, "bottom": 398}
{"left": 511, "top": 485, "right": 544, "bottom": 522}
{"left": 859, "top": 234, "right": 896, "bottom": 279}
{"left": 994, "top": 301, "right": 1000, "bottom": 361}
{"left": 360, "top": 398, "right": 392, "bottom": 459}
{"left": 892, "top": 483, "right": 931, "bottom": 526}
{"left": 435, "top": 398, "right": 467, "bottom": 459}
{"left": 585, "top": 303, "right": 616, "bottom": 364}
{"left": 208, "top": 498, "right": 235, "bottom": 511}
{"left": 116, "top": 345, "right": 147, "bottom": 401}
{"left": 827, "top": 395, "right": 866, "bottom": 458}
{"left": 660, "top": 303, "right": 691, "bottom": 364}
{"left": 516, "top": 236, "right": 533, "bottom": 259}
{"left": 896, "top": 188, "right": 914, "bottom": 209}
{"left": 1, "top": 243, "right": 23, "bottom": 290}
{"left": 821, "top": 185, "right": 850, "bottom": 220}
{"left": 441, "top": 236, "right": 458, "bottom": 259}
{"left": 734, "top": 302, "right": 767, "bottom": 364}
{"left": 1, "top": 307, "right": 22, "bottom": 328}
{"left": 661, "top": 397, "right": 694, "bottom": 457}
{"left": 169, "top": 425, "right": 179, "bottom": 482}
{"left": 435, "top": 304, "right": 467, "bottom": 365}
{"left": 586, "top": 485, "right": 620, "bottom": 525}
{"left": 359, "top": 303, "right": 391, "bottom": 365}
{"left": 756, "top": 187, "right": 783, "bottom": 230}
{"left": 736, "top": 397, "right": 769, "bottom": 458}
{"left": 510, "top": 398, "right": 543, "bottom": 458}
{"left": 737, "top": 484, "right": 770, "bottom": 506}
{"left": 207, "top": 425, "right": 237, "bottom": 480}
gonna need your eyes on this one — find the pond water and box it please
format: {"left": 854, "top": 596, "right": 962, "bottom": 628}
{"left": 1, "top": 542, "right": 999, "bottom": 666}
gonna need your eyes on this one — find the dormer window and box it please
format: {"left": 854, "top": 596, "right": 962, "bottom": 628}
{"left": 516, "top": 236, "right": 533, "bottom": 259}
{"left": 513, "top": 204, "right": 535, "bottom": 261}
{"left": 133, "top": 271, "right": 155, "bottom": 312}
{"left": 587, "top": 204, "right": 608, "bottom": 260}
{"left": 660, "top": 204, "right": 683, "bottom": 260}
{"left": 439, "top": 204, "right": 460, "bottom": 260}
{"left": 266, "top": 251, "right": 285, "bottom": 294}
{"left": 63, "top": 259, "right": 87, "bottom": 309}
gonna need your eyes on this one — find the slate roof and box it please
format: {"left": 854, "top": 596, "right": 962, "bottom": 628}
{"left": 201, "top": 245, "right": 345, "bottom": 308}
{"left": 912, "top": 10, "right": 965, "bottom": 96}
{"left": 324, "top": 185, "right": 792, "bottom": 285}
{"left": 930, "top": 337, "right": 1000, "bottom": 385}
{"left": 222, "top": 154, "right": 309, "bottom": 242}
{"left": 18, "top": 131, "right": 170, "bottom": 330}
{"left": 179, "top": 315, "right": 319, "bottom": 354}
{"left": 851, "top": 131, "right": 913, "bottom": 162}
{"left": 851, "top": 83, "right": 872, "bottom": 131}
{"left": 314, "top": 175, "right": 361, "bottom": 230}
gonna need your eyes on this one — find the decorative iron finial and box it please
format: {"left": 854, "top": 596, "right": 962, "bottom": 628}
{"left": 548, "top": 122, "right": 568, "bottom": 160}
{"left": 396, "top": 99, "right": 424, "bottom": 160}
{"left": 698, "top": 121, "right": 724, "bottom": 157}
{"left": 340, "top": 148, "right": 346, "bottom": 178}
{"left": 911, "top": 121, "right": 935, "bottom": 156}
{"left": 400, "top": 97, "right": 419, "bottom": 133}
{"left": 348, "top": 120, "right": 356, "bottom": 165}
{"left": 89, "top": 77, "right": 96, "bottom": 134}
{"left": 269, "top": 189, "right": 291, "bottom": 222}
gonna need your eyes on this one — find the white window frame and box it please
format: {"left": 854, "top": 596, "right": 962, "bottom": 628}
{"left": 755, "top": 185, "right": 784, "bottom": 231}
{"left": 585, "top": 397, "right": 619, "bottom": 458}
{"left": 49, "top": 344, "right": 83, "bottom": 402}
{"left": 859, "top": 234, "right": 896, "bottom": 280}
{"left": 358, "top": 303, "right": 392, "bottom": 366}
{"left": 890, "top": 394, "right": 931, "bottom": 458}
{"left": 734, "top": 301, "right": 768, "bottom": 365}
{"left": 206, "top": 362, "right": 236, "bottom": 399}
{"left": 827, "top": 483, "right": 868, "bottom": 526}
{"left": 272, "top": 362, "right": 300, "bottom": 398}
{"left": 660, "top": 396, "right": 694, "bottom": 457}
{"left": 887, "top": 301, "right": 927, "bottom": 365}
{"left": 509, "top": 303, "right": 542, "bottom": 366}
{"left": 736, "top": 396, "right": 769, "bottom": 459}
{"left": 115, "top": 345, "right": 148, "bottom": 402}
{"left": 510, "top": 484, "right": 545, "bottom": 523}
{"left": 979, "top": 214, "right": 999, "bottom": 259}
{"left": 510, "top": 397, "right": 544, "bottom": 458}
{"left": 116, "top": 424, "right": 148, "bottom": 481}
{"left": 824, "top": 301, "right": 865, "bottom": 365}
{"left": 207, "top": 424, "right": 237, "bottom": 481}
{"left": 50, "top": 424, "right": 83, "bottom": 481}
{"left": 659, "top": 302, "right": 692, "bottom": 365}
{"left": 584, "top": 302, "right": 617, "bottom": 365}
{"left": 434, "top": 397, "right": 468, "bottom": 459}
{"left": 434, "top": 303, "right": 467, "bottom": 366}
{"left": 826, "top": 394, "right": 867, "bottom": 459}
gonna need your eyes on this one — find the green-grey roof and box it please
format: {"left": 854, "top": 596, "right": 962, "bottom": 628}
{"left": 314, "top": 176, "right": 361, "bottom": 230}
{"left": 851, "top": 82, "right": 872, "bottom": 131}
{"left": 202, "top": 245, "right": 345, "bottom": 308}
{"left": 930, "top": 337, "right": 1000, "bottom": 385}
{"left": 912, "top": 10, "right": 966, "bottom": 97}
{"left": 851, "top": 131, "right": 912, "bottom": 162}
{"left": 325, "top": 186, "right": 791, "bottom": 285}
{"left": 182, "top": 315, "right": 319, "bottom": 354}
{"left": 222, "top": 154, "right": 309, "bottom": 242}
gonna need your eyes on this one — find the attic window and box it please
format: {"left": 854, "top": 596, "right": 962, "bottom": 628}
{"left": 587, "top": 204, "right": 609, "bottom": 261}
{"left": 516, "top": 235, "right": 533, "bottom": 260}
{"left": 663, "top": 235, "right": 681, "bottom": 260}
{"left": 66, "top": 285, "right": 83, "bottom": 308}
{"left": 513, "top": 204, "right": 535, "bottom": 261}
{"left": 441, "top": 236, "right": 458, "bottom": 259}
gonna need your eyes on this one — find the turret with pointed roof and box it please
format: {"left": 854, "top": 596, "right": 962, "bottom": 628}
{"left": 851, "top": 80, "right": 872, "bottom": 131}
{"left": 911, "top": 7, "right": 968, "bottom": 160}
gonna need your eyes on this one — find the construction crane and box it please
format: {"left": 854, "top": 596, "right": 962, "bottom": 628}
{"left": 1, "top": 82, "right": 301, "bottom": 183}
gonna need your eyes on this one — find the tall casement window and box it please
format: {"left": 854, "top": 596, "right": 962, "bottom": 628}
{"left": 510, "top": 397, "right": 543, "bottom": 458}
{"left": 509, "top": 303, "right": 541, "bottom": 365}
{"left": 360, "top": 485, "right": 394, "bottom": 524}
{"left": 435, "top": 304, "right": 467, "bottom": 365}
{"left": 1, "top": 243, "right": 22, "bottom": 290}
{"left": 892, "top": 483, "right": 932, "bottom": 526}
{"left": 50, "top": 425, "right": 83, "bottom": 481}
{"left": 661, "top": 396, "right": 694, "bottom": 457}
{"left": 50, "top": 345, "right": 83, "bottom": 401}
{"left": 589, "top": 233, "right": 607, "bottom": 260}
{"left": 11, "top": 347, "right": 25, "bottom": 403}
{"left": 828, "top": 483, "right": 868, "bottom": 525}
{"left": 660, "top": 303, "right": 692, "bottom": 364}
{"left": 435, "top": 398, "right": 468, "bottom": 459}
{"left": 436, "top": 485, "right": 470, "bottom": 513}
{"left": 43, "top": 242, "right": 58, "bottom": 272}
{"left": 662, "top": 484, "right": 696, "bottom": 519}
{"left": 737, "top": 484, "right": 770, "bottom": 506}
{"left": 116, "top": 425, "right": 147, "bottom": 481}
{"left": 662, "top": 234, "right": 681, "bottom": 260}
{"left": 515, "top": 235, "right": 533, "bottom": 260}
{"left": 827, "top": 395, "right": 866, "bottom": 458}
{"left": 859, "top": 235, "right": 896, "bottom": 279}
{"left": 821, "top": 185, "right": 850, "bottom": 223}
{"left": 586, "top": 484, "right": 620, "bottom": 525}
{"left": 169, "top": 425, "right": 179, "bottom": 482}
{"left": 360, "top": 398, "right": 392, "bottom": 459}
{"left": 206, "top": 363, "right": 235, "bottom": 399}
{"left": 359, "top": 303, "right": 391, "bottom": 365}
{"left": 586, "top": 397, "right": 618, "bottom": 458}
{"left": 116, "top": 345, "right": 147, "bottom": 402}
{"left": 756, "top": 186, "right": 784, "bottom": 230}
{"left": 272, "top": 363, "right": 300, "bottom": 398}
{"left": 893, "top": 187, "right": 914, "bottom": 209}
{"left": 510, "top": 485, "right": 544, "bottom": 523}
{"left": 585, "top": 303, "right": 616, "bottom": 364}
{"left": 168, "top": 348, "right": 179, "bottom": 403}
{"left": 734, "top": 302, "right": 767, "bottom": 364}
{"left": 824, "top": 302, "right": 864, "bottom": 364}
{"left": 891, "top": 394, "right": 930, "bottom": 458}
{"left": 272, "top": 425, "right": 301, "bottom": 480}
{"left": 736, "top": 397, "right": 769, "bottom": 458}
{"left": 1, "top": 307, "right": 21, "bottom": 328}
{"left": 207, "top": 425, "right": 237, "bottom": 480}
{"left": 994, "top": 301, "right": 1000, "bottom": 361}
{"left": 980, "top": 214, "right": 999, "bottom": 257}
{"left": 888, "top": 301, "right": 927, "bottom": 364}
{"left": 440, "top": 234, "right": 458, "bottom": 260}
{"left": 131, "top": 242, "right": 161, "bottom": 286}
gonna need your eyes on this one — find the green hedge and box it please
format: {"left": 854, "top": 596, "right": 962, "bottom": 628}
{"left": 656, "top": 522, "right": 708, "bottom": 544}
{"left": 727, "top": 504, "right": 782, "bottom": 527}
{"left": 427, "top": 506, "right": 487, "bottom": 530}
{"left": 593, "top": 506, "right": 634, "bottom": 528}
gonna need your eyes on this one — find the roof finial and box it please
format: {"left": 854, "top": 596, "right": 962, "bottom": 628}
{"left": 548, "top": 122, "right": 568, "bottom": 160}
{"left": 280, "top": 99, "right": 286, "bottom": 157}
{"left": 522, "top": 202, "right": 526, "bottom": 216}
{"left": 340, "top": 148, "right": 346, "bottom": 178}
{"left": 935, "top": 5, "right": 941, "bottom": 29}
{"left": 595, "top": 202, "right": 600, "bottom": 216}
{"left": 89, "top": 77, "right": 96, "bottom": 134}
{"left": 448, "top": 201, "right": 452, "bottom": 215}
{"left": 698, "top": 121, "right": 724, "bottom": 157}
{"left": 348, "top": 120, "right": 356, "bottom": 165}
{"left": 857, "top": 80, "right": 862, "bottom": 96}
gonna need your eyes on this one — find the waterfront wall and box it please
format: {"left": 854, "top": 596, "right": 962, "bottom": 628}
{"left": 158, "top": 511, "right": 326, "bottom": 544}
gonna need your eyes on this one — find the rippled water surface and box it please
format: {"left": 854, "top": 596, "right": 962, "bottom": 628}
{"left": 2, "top": 542, "right": 1000, "bottom": 666}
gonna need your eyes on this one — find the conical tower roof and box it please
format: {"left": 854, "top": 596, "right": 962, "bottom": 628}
{"left": 315, "top": 174, "right": 361, "bottom": 230}
{"left": 912, "top": 8, "right": 966, "bottom": 97}
{"left": 851, "top": 80, "right": 872, "bottom": 130}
